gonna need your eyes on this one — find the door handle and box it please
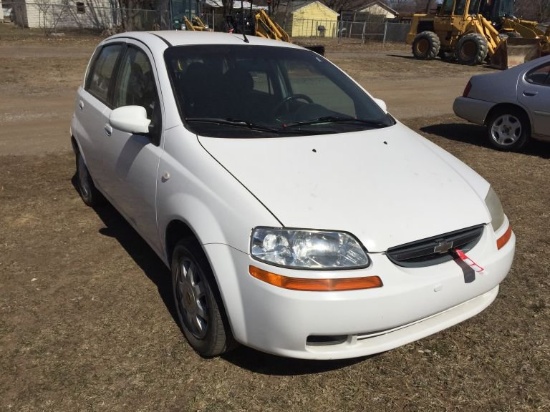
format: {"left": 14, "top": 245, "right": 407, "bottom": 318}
{"left": 104, "top": 124, "right": 112, "bottom": 137}
{"left": 523, "top": 91, "right": 538, "bottom": 97}
{"left": 78, "top": 100, "right": 84, "bottom": 110}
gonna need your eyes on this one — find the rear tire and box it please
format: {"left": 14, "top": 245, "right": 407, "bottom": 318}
{"left": 412, "top": 31, "right": 441, "bottom": 60}
{"left": 171, "top": 241, "right": 235, "bottom": 357}
{"left": 456, "top": 33, "right": 488, "bottom": 65}
{"left": 75, "top": 150, "right": 104, "bottom": 207}
{"left": 486, "top": 108, "right": 530, "bottom": 151}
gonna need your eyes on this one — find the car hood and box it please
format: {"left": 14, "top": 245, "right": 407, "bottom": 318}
{"left": 198, "top": 124, "right": 490, "bottom": 252}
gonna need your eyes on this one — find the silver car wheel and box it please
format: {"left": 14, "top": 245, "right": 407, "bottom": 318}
{"left": 175, "top": 256, "right": 209, "bottom": 339}
{"left": 489, "top": 113, "right": 522, "bottom": 146}
{"left": 171, "top": 242, "right": 235, "bottom": 356}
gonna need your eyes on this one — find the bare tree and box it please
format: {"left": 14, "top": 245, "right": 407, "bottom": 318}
{"left": 269, "top": 0, "right": 283, "bottom": 14}
{"left": 221, "top": 0, "right": 233, "bottom": 18}
{"left": 515, "top": 0, "right": 550, "bottom": 21}
{"left": 118, "top": 0, "right": 144, "bottom": 30}
{"left": 324, "top": 0, "right": 363, "bottom": 13}
{"left": 118, "top": 0, "right": 171, "bottom": 30}
{"left": 33, "top": 0, "right": 54, "bottom": 33}
{"left": 388, "top": 0, "right": 416, "bottom": 13}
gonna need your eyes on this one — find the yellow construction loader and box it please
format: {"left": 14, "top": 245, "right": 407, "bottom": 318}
{"left": 231, "top": 7, "right": 325, "bottom": 55}
{"left": 253, "top": 9, "right": 291, "bottom": 42}
{"left": 481, "top": 0, "right": 550, "bottom": 54}
{"left": 499, "top": 17, "right": 550, "bottom": 55}
{"left": 182, "top": 16, "right": 211, "bottom": 31}
{"left": 406, "top": 0, "right": 543, "bottom": 69}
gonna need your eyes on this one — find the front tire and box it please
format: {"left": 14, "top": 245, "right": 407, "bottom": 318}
{"left": 412, "top": 31, "right": 441, "bottom": 60}
{"left": 487, "top": 108, "right": 530, "bottom": 151}
{"left": 171, "top": 241, "right": 235, "bottom": 357}
{"left": 456, "top": 33, "right": 488, "bottom": 65}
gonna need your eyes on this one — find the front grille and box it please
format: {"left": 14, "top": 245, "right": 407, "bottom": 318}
{"left": 386, "top": 225, "right": 484, "bottom": 267}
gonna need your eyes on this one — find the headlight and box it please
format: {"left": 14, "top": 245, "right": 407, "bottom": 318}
{"left": 250, "top": 227, "right": 370, "bottom": 269}
{"left": 485, "top": 187, "right": 505, "bottom": 231}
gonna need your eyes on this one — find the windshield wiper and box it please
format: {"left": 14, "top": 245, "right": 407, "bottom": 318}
{"left": 186, "top": 117, "right": 282, "bottom": 133}
{"left": 282, "top": 116, "right": 393, "bottom": 129}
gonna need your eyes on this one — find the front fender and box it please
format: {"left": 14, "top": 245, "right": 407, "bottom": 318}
{"left": 156, "top": 126, "right": 280, "bottom": 326}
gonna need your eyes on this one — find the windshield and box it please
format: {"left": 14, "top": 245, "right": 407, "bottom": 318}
{"left": 164, "top": 45, "right": 394, "bottom": 138}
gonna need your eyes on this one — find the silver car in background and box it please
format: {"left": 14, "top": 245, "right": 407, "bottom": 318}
{"left": 454, "top": 55, "right": 550, "bottom": 151}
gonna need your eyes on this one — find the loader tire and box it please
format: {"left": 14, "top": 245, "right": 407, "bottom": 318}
{"left": 456, "top": 33, "right": 488, "bottom": 65}
{"left": 412, "top": 31, "right": 441, "bottom": 60}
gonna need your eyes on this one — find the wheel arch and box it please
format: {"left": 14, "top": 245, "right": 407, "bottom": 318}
{"left": 165, "top": 217, "right": 246, "bottom": 345}
{"left": 70, "top": 135, "right": 91, "bottom": 167}
{"left": 71, "top": 135, "right": 83, "bottom": 157}
{"left": 165, "top": 219, "right": 202, "bottom": 266}
{"left": 70, "top": 135, "right": 78, "bottom": 153}
{"left": 417, "top": 21, "right": 435, "bottom": 33}
{"left": 484, "top": 102, "right": 532, "bottom": 133}
{"left": 169, "top": 225, "right": 239, "bottom": 354}
{"left": 158, "top": 177, "right": 280, "bottom": 346}
{"left": 160, "top": 194, "right": 243, "bottom": 265}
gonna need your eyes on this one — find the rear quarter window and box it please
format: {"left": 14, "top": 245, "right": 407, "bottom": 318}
{"left": 525, "top": 63, "right": 550, "bottom": 86}
{"left": 85, "top": 44, "right": 124, "bottom": 103}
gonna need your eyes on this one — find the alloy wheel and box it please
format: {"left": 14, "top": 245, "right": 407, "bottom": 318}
{"left": 490, "top": 114, "right": 522, "bottom": 146}
{"left": 175, "top": 257, "right": 209, "bottom": 339}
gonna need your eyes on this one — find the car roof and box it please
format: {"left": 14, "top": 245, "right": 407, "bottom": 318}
{"left": 106, "top": 30, "right": 304, "bottom": 50}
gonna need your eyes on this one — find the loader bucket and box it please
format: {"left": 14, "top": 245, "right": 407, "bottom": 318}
{"left": 490, "top": 38, "right": 541, "bottom": 69}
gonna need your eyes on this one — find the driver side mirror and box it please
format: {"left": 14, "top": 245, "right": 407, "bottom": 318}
{"left": 109, "top": 105, "right": 151, "bottom": 134}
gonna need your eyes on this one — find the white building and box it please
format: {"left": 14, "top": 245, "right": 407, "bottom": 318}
{"left": 357, "top": 1, "right": 399, "bottom": 20}
{"left": 11, "top": 0, "right": 125, "bottom": 30}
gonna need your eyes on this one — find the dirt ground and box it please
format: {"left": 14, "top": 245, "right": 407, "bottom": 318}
{"left": 1, "top": 24, "right": 549, "bottom": 411}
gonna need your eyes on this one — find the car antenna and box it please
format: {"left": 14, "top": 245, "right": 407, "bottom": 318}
{"left": 240, "top": 0, "right": 249, "bottom": 43}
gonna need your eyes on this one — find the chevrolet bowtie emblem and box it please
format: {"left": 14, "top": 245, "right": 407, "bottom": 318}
{"left": 434, "top": 240, "right": 454, "bottom": 254}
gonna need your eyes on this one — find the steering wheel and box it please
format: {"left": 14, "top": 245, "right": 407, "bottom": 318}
{"left": 272, "top": 94, "right": 314, "bottom": 119}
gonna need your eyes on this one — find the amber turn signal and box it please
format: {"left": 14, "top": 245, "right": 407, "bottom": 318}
{"left": 249, "top": 266, "right": 383, "bottom": 292}
{"left": 497, "top": 225, "right": 513, "bottom": 250}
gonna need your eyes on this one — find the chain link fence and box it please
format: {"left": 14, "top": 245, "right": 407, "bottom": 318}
{"left": 285, "top": 18, "right": 410, "bottom": 45}
{"left": 336, "top": 20, "right": 411, "bottom": 44}
{"left": 282, "top": 18, "right": 339, "bottom": 38}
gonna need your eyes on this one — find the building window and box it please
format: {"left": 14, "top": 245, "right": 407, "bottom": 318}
{"left": 76, "top": 2, "right": 85, "bottom": 14}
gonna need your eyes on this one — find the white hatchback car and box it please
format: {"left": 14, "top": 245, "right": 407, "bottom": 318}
{"left": 71, "top": 31, "right": 515, "bottom": 360}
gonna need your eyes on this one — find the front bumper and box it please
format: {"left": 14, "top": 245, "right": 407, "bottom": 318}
{"left": 206, "top": 224, "right": 515, "bottom": 360}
